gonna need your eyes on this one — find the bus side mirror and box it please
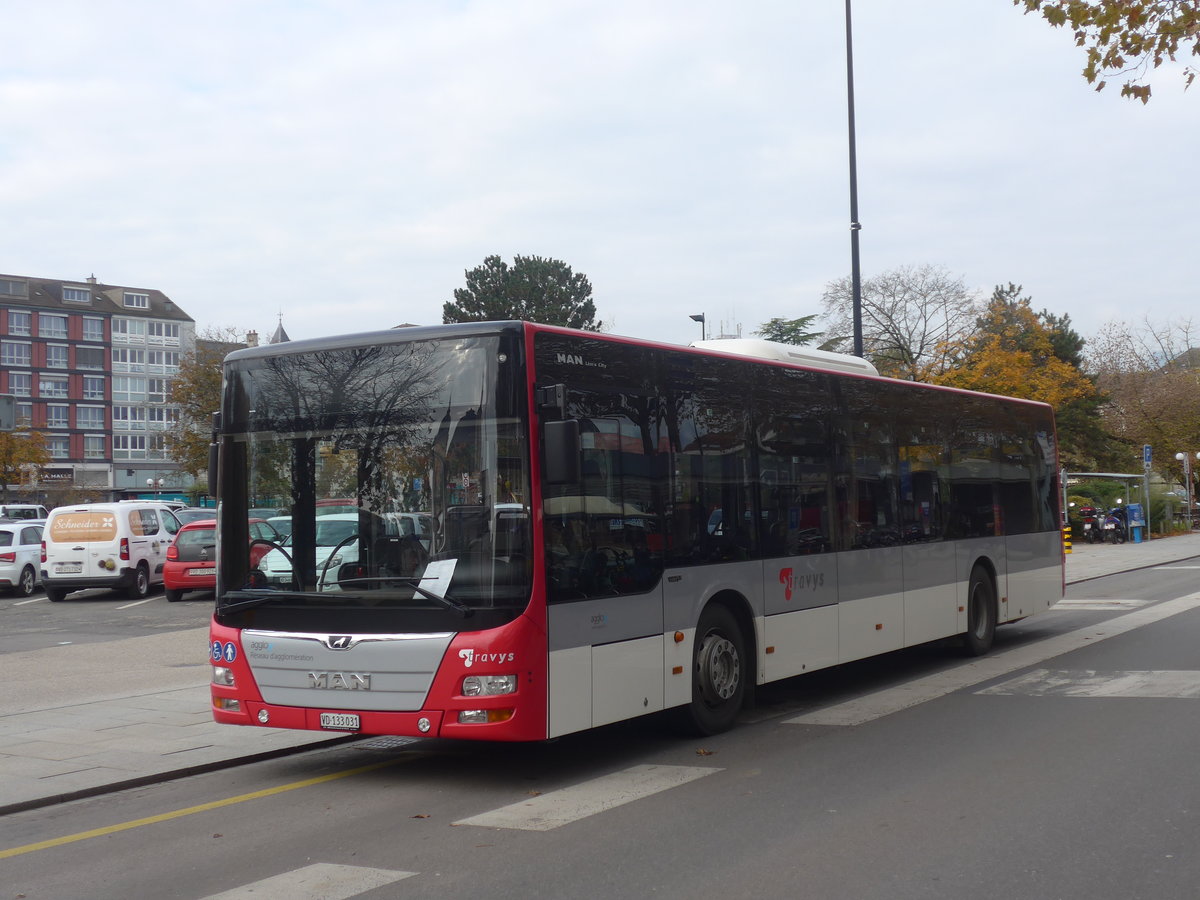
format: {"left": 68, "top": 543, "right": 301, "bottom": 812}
{"left": 208, "top": 412, "right": 221, "bottom": 501}
{"left": 544, "top": 420, "right": 581, "bottom": 485}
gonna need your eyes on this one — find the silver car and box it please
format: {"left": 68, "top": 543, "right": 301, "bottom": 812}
{"left": 0, "top": 521, "right": 44, "bottom": 596}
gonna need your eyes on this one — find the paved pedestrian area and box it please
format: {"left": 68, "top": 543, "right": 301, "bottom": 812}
{"left": 3, "top": 532, "right": 1199, "bottom": 814}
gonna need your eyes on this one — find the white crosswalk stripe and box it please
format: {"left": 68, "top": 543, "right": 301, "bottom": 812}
{"left": 784, "top": 591, "right": 1200, "bottom": 726}
{"left": 1053, "top": 597, "right": 1148, "bottom": 610}
{"left": 978, "top": 669, "right": 1200, "bottom": 699}
{"left": 200, "top": 863, "right": 415, "bottom": 899}
{"left": 454, "top": 764, "right": 722, "bottom": 831}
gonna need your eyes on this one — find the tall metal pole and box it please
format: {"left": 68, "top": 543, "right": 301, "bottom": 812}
{"left": 845, "top": 0, "right": 864, "bottom": 358}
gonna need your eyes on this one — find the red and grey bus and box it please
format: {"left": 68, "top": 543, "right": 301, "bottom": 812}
{"left": 209, "top": 321, "right": 1062, "bottom": 740}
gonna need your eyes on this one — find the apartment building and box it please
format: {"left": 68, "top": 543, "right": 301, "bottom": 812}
{"left": 0, "top": 272, "right": 196, "bottom": 504}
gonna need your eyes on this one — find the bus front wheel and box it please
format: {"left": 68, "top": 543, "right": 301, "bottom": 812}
{"left": 680, "top": 603, "right": 747, "bottom": 735}
{"left": 963, "top": 566, "right": 997, "bottom": 656}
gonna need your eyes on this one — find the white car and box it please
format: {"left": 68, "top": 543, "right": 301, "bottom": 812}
{"left": 0, "top": 504, "right": 49, "bottom": 521}
{"left": 257, "top": 513, "right": 362, "bottom": 589}
{"left": 0, "top": 521, "right": 44, "bottom": 596}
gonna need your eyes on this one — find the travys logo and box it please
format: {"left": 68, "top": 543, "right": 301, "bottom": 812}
{"left": 779, "top": 567, "right": 824, "bottom": 602}
{"left": 458, "top": 648, "right": 516, "bottom": 668}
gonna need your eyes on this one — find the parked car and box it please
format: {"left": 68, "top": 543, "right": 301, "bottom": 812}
{"left": 174, "top": 508, "right": 217, "bottom": 525}
{"left": 0, "top": 504, "right": 49, "bottom": 521}
{"left": 164, "top": 518, "right": 278, "bottom": 602}
{"left": 0, "top": 521, "right": 44, "bottom": 596}
{"left": 41, "top": 502, "right": 181, "bottom": 601}
{"left": 266, "top": 516, "right": 292, "bottom": 539}
{"left": 257, "top": 513, "right": 361, "bottom": 589}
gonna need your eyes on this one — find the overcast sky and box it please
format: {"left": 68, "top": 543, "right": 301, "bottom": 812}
{"left": 3, "top": 1, "right": 1196, "bottom": 350}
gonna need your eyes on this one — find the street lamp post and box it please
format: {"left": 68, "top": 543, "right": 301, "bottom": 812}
{"left": 146, "top": 477, "right": 162, "bottom": 500}
{"left": 689, "top": 313, "right": 706, "bottom": 342}
{"left": 845, "top": 0, "right": 864, "bottom": 359}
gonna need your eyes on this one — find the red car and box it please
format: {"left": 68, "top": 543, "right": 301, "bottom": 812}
{"left": 164, "top": 518, "right": 278, "bottom": 602}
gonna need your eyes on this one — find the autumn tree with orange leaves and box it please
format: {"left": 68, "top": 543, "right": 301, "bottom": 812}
{"left": 933, "top": 284, "right": 1115, "bottom": 469}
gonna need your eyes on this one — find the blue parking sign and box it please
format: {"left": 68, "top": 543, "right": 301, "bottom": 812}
{"left": 1144, "top": 444, "right": 1152, "bottom": 469}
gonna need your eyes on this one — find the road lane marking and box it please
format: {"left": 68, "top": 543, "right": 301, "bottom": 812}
{"left": 115, "top": 598, "right": 154, "bottom": 610}
{"left": 13, "top": 597, "right": 44, "bottom": 606}
{"left": 978, "top": 669, "right": 1200, "bottom": 698}
{"left": 200, "top": 863, "right": 416, "bottom": 899}
{"left": 784, "top": 591, "right": 1200, "bottom": 728}
{"left": 454, "top": 764, "right": 721, "bottom": 831}
{"left": 0, "top": 757, "right": 415, "bottom": 860}
{"left": 1156, "top": 566, "right": 1200, "bottom": 570}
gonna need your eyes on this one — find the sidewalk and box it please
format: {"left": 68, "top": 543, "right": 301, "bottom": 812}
{"left": 4, "top": 533, "right": 1200, "bottom": 816}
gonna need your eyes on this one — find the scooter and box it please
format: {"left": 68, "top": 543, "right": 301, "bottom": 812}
{"left": 1102, "top": 509, "right": 1127, "bottom": 544}
{"left": 1078, "top": 506, "right": 1100, "bottom": 543}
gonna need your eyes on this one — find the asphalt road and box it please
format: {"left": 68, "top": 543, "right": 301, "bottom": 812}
{"left": 6, "top": 562, "right": 1200, "bottom": 899}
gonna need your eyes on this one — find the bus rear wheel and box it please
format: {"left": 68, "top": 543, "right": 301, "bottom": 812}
{"left": 679, "top": 604, "right": 747, "bottom": 735}
{"left": 963, "top": 566, "right": 996, "bottom": 656}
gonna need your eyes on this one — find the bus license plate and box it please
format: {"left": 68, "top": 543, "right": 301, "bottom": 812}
{"left": 320, "top": 713, "right": 360, "bottom": 731}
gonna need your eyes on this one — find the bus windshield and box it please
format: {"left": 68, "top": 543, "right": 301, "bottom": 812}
{"left": 215, "top": 331, "right": 531, "bottom": 628}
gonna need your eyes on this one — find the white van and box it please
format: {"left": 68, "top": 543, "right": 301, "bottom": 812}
{"left": 41, "top": 502, "right": 182, "bottom": 601}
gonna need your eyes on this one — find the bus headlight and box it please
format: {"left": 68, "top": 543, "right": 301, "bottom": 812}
{"left": 212, "top": 666, "right": 236, "bottom": 686}
{"left": 462, "top": 674, "right": 517, "bottom": 697}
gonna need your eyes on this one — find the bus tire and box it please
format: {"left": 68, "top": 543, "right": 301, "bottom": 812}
{"left": 963, "top": 565, "right": 996, "bottom": 656}
{"left": 127, "top": 564, "right": 150, "bottom": 600}
{"left": 680, "top": 603, "right": 747, "bottom": 735}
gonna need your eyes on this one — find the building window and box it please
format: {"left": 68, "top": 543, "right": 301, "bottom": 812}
{"left": 147, "top": 407, "right": 178, "bottom": 428}
{"left": 38, "top": 314, "right": 68, "bottom": 338}
{"left": 8, "top": 310, "right": 31, "bottom": 336}
{"left": 62, "top": 286, "right": 90, "bottom": 303}
{"left": 82, "top": 317, "right": 104, "bottom": 342}
{"left": 112, "top": 408, "right": 147, "bottom": 432}
{"left": 82, "top": 376, "right": 106, "bottom": 400}
{"left": 47, "top": 404, "right": 70, "bottom": 428}
{"left": 112, "top": 347, "right": 146, "bottom": 372}
{"left": 112, "top": 318, "right": 147, "bottom": 342}
{"left": 147, "top": 350, "right": 180, "bottom": 373}
{"left": 15, "top": 402, "right": 31, "bottom": 426}
{"left": 112, "top": 376, "right": 146, "bottom": 402}
{"left": 148, "top": 433, "right": 168, "bottom": 459}
{"left": 147, "top": 321, "right": 180, "bottom": 344}
{"left": 148, "top": 378, "right": 168, "bottom": 403}
{"left": 47, "top": 437, "right": 69, "bottom": 459}
{"left": 113, "top": 406, "right": 148, "bottom": 429}
{"left": 77, "top": 406, "right": 105, "bottom": 429}
{"left": 76, "top": 346, "right": 105, "bottom": 370}
{"left": 123, "top": 292, "right": 149, "bottom": 309}
{"left": 2, "top": 341, "right": 31, "bottom": 366}
{"left": 0, "top": 278, "right": 28, "bottom": 297}
{"left": 84, "top": 435, "right": 106, "bottom": 459}
{"left": 114, "top": 435, "right": 147, "bottom": 459}
{"left": 47, "top": 344, "right": 69, "bottom": 369}
{"left": 8, "top": 373, "right": 31, "bottom": 397}
{"left": 39, "top": 375, "right": 68, "bottom": 398}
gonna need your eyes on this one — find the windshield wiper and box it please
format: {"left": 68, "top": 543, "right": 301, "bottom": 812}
{"left": 218, "top": 590, "right": 352, "bottom": 614}
{"left": 392, "top": 578, "right": 474, "bottom": 618}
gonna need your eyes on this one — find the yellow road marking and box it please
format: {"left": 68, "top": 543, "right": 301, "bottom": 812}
{"left": 1, "top": 757, "right": 410, "bottom": 860}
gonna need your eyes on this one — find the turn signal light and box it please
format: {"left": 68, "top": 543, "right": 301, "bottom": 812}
{"left": 457, "top": 709, "right": 514, "bottom": 724}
